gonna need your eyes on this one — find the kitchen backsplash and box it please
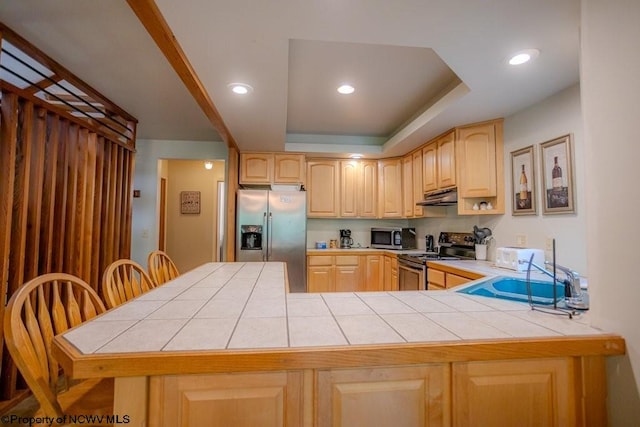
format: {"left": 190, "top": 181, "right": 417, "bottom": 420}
{"left": 306, "top": 215, "right": 480, "bottom": 251}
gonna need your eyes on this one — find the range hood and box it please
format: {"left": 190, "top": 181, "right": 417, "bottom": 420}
{"left": 416, "top": 188, "right": 458, "bottom": 206}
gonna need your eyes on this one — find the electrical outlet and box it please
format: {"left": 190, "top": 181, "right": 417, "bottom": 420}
{"left": 515, "top": 234, "right": 527, "bottom": 247}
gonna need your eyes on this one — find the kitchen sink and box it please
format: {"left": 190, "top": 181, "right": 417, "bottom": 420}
{"left": 456, "top": 276, "right": 565, "bottom": 305}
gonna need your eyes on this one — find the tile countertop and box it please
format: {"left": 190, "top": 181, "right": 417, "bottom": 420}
{"left": 60, "top": 262, "right": 608, "bottom": 355}
{"left": 306, "top": 248, "right": 426, "bottom": 255}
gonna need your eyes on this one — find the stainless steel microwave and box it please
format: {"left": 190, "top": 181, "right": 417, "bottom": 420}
{"left": 370, "top": 227, "right": 416, "bottom": 249}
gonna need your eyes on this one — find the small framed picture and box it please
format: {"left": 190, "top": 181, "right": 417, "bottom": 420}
{"left": 511, "top": 145, "right": 537, "bottom": 215}
{"left": 540, "top": 135, "right": 575, "bottom": 214}
{"left": 180, "top": 191, "right": 201, "bottom": 214}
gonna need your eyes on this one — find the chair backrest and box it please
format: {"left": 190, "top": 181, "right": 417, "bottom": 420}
{"left": 101, "top": 259, "right": 157, "bottom": 309}
{"left": 3, "top": 273, "right": 106, "bottom": 417}
{"left": 147, "top": 250, "right": 180, "bottom": 286}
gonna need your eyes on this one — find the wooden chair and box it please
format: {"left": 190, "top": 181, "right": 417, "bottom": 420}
{"left": 3, "top": 273, "right": 113, "bottom": 422}
{"left": 101, "top": 259, "right": 156, "bottom": 309}
{"left": 147, "top": 250, "right": 180, "bottom": 286}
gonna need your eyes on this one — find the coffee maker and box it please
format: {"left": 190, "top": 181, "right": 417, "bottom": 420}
{"left": 339, "top": 229, "right": 353, "bottom": 249}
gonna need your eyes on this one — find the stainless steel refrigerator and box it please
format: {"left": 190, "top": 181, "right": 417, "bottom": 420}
{"left": 236, "top": 189, "right": 307, "bottom": 292}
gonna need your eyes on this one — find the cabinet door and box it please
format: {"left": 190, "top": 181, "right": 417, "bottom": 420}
{"left": 378, "top": 159, "right": 403, "bottom": 218}
{"left": 335, "top": 255, "right": 360, "bottom": 292}
{"left": 402, "top": 154, "right": 414, "bottom": 217}
{"left": 453, "top": 358, "right": 575, "bottom": 427}
{"left": 307, "top": 160, "right": 339, "bottom": 217}
{"left": 427, "top": 268, "right": 446, "bottom": 289}
{"left": 149, "top": 371, "right": 304, "bottom": 427}
{"left": 437, "top": 132, "right": 456, "bottom": 189}
{"left": 340, "top": 161, "right": 358, "bottom": 217}
{"left": 422, "top": 142, "right": 438, "bottom": 192}
{"left": 412, "top": 150, "right": 424, "bottom": 217}
{"left": 308, "top": 266, "right": 334, "bottom": 292}
{"left": 364, "top": 255, "right": 383, "bottom": 292}
{"left": 456, "top": 123, "right": 497, "bottom": 198}
{"left": 240, "top": 152, "right": 273, "bottom": 184}
{"left": 358, "top": 160, "right": 378, "bottom": 217}
{"left": 446, "top": 273, "right": 471, "bottom": 289}
{"left": 274, "top": 154, "right": 305, "bottom": 184}
{"left": 383, "top": 255, "right": 392, "bottom": 290}
{"left": 317, "top": 364, "right": 450, "bottom": 427}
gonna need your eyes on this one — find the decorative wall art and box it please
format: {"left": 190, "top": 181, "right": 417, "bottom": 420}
{"left": 180, "top": 191, "right": 201, "bottom": 214}
{"left": 511, "top": 145, "right": 537, "bottom": 215}
{"left": 540, "top": 135, "right": 575, "bottom": 214}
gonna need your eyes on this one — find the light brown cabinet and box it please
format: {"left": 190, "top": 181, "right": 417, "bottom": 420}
{"left": 402, "top": 154, "right": 415, "bottom": 217}
{"left": 340, "top": 160, "right": 377, "bottom": 218}
{"left": 307, "top": 254, "right": 384, "bottom": 292}
{"left": 453, "top": 358, "right": 576, "bottom": 426}
{"left": 422, "top": 131, "right": 456, "bottom": 193}
{"left": 317, "top": 364, "right": 450, "bottom": 427}
{"left": 149, "top": 371, "right": 304, "bottom": 427}
{"left": 427, "top": 263, "right": 484, "bottom": 290}
{"left": 383, "top": 254, "right": 399, "bottom": 291}
{"left": 335, "top": 255, "right": 361, "bottom": 292}
{"left": 240, "top": 152, "right": 305, "bottom": 185}
{"left": 307, "top": 160, "right": 340, "bottom": 217}
{"left": 378, "top": 158, "right": 403, "bottom": 218}
{"left": 455, "top": 119, "right": 504, "bottom": 214}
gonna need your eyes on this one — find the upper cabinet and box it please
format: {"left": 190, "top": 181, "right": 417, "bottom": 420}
{"left": 378, "top": 158, "right": 403, "bottom": 218}
{"left": 307, "top": 160, "right": 340, "bottom": 217}
{"left": 300, "top": 118, "right": 504, "bottom": 219}
{"left": 455, "top": 119, "right": 504, "bottom": 214}
{"left": 422, "top": 131, "right": 456, "bottom": 193}
{"left": 240, "top": 152, "right": 305, "bottom": 185}
{"left": 340, "top": 160, "right": 377, "bottom": 218}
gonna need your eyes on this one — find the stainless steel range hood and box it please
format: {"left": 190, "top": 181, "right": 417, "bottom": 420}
{"left": 416, "top": 188, "right": 458, "bottom": 206}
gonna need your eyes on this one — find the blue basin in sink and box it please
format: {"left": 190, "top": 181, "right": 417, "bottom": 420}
{"left": 456, "top": 276, "right": 565, "bottom": 305}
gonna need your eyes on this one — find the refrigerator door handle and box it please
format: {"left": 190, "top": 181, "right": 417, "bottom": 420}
{"left": 262, "top": 212, "right": 267, "bottom": 261}
{"left": 268, "top": 212, "right": 273, "bottom": 260}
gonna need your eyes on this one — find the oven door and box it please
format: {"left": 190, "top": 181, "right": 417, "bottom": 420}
{"left": 398, "top": 260, "right": 426, "bottom": 291}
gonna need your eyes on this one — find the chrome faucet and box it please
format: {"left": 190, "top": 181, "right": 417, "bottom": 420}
{"left": 520, "top": 259, "right": 589, "bottom": 310}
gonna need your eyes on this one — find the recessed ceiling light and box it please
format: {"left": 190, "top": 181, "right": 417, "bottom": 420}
{"left": 350, "top": 154, "right": 362, "bottom": 159}
{"left": 508, "top": 49, "right": 540, "bottom": 65}
{"left": 204, "top": 161, "right": 213, "bottom": 170}
{"left": 337, "top": 84, "right": 355, "bottom": 95}
{"left": 228, "top": 82, "right": 253, "bottom": 95}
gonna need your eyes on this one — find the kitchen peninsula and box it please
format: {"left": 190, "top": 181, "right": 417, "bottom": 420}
{"left": 53, "top": 262, "right": 624, "bottom": 426}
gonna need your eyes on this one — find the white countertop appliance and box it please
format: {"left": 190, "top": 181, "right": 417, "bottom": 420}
{"left": 495, "top": 247, "right": 545, "bottom": 272}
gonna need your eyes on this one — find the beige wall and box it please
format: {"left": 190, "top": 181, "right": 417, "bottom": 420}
{"left": 581, "top": 0, "right": 640, "bottom": 424}
{"left": 166, "top": 160, "right": 225, "bottom": 272}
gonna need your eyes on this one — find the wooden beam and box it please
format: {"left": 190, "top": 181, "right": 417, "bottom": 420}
{"left": 126, "top": 0, "right": 239, "bottom": 150}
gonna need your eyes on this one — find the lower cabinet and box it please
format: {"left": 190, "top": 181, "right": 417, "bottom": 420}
{"left": 427, "top": 263, "right": 484, "bottom": 290}
{"left": 453, "top": 358, "right": 576, "bottom": 426}
{"left": 148, "top": 371, "right": 304, "bottom": 427}
{"left": 317, "top": 364, "right": 450, "bottom": 427}
{"left": 383, "top": 254, "right": 399, "bottom": 291}
{"left": 145, "top": 356, "right": 602, "bottom": 427}
{"left": 307, "top": 254, "right": 383, "bottom": 292}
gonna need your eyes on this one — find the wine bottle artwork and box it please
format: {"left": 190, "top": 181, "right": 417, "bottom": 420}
{"left": 517, "top": 164, "right": 531, "bottom": 209}
{"left": 541, "top": 135, "right": 574, "bottom": 214}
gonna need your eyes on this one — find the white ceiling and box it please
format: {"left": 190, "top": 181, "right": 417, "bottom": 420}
{"left": 0, "top": 0, "right": 580, "bottom": 158}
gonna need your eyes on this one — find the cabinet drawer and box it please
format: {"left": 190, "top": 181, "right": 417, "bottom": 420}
{"left": 428, "top": 269, "right": 446, "bottom": 287}
{"left": 446, "top": 273, "right": 471, "bottom": 289}
{"left": 335, "top": 255, "right": 359, "bottom": 266}
{"left": 308, "top": 256, "right": 334, "bottom": 266}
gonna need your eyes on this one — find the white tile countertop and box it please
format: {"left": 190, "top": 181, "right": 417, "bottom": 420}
{"left": 60, "top": 262, "right": 608, "bottom": 355}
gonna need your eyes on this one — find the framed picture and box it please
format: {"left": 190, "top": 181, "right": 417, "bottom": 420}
{"left": 540, "top": 135, "right": 575, "bottom": 214}
{"left": 180, "top": 191, "right": 201, "bottom": 214}
{"left": 511, "top": 145, "right": 537, "bottom": 215}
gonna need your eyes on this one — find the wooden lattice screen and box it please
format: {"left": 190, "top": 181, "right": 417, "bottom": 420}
{"left": 0, "top": 24, "right": 138, "bottom": 408}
